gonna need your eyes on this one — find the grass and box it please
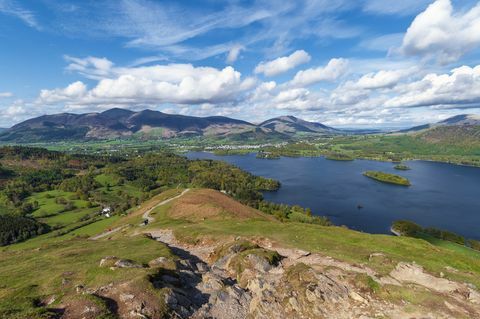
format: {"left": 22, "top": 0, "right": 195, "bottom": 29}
{"left": 363, "top": 170, "right": 411, "bottom": 186}
{"left": 29, "top": 190, "right": 90, "bottom": 218}
{"left": 40, "top": 207, "right": 98, "bottom": 227}
{"left": 141, "top": 189, "right": 480, "bottom": 289}
{"left": 1, "top": 186, "right": 480, "bottom": 316}
{"left": 68, "top": 215, "right": 121, "bottom": 236}
{"left": 0, "top": 235, "right": 173, "bottom": 317}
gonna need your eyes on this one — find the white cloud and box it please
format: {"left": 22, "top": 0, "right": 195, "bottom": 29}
{"left": 0, "top": 0, "right": 39, "bottom": 29}
{"left": 0, "top": 92, "right": 13, "bottom": 98}
{"left": 254, "top": 50, "right": 311, "bottom": 77}
{"left": 349, "top": 68, "right": 416, "bottom": 89}
{"left": 401, "top": 0, "right": 480, "bottom": 64}
{"left": 38, "top": 58, "right": 256, "bottom": 108}
{"left": 385, "top": 64, "right": 480, "bottom": 108}
{"left": 290, "top": 58, "right": 349, "bottom": 86}
{"left": 226, "top": 45, "right": 244, "bottom": 64}
{"left": 39, "top": 81, "right": 87, "bottom": 104}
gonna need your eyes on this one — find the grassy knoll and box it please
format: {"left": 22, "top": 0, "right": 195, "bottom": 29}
{"left": 363, "top": 170, "right": 411, "bottom": 186}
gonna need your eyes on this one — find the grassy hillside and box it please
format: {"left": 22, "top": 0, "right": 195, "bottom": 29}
{"left": 0, "top": 188, "right": 479, "bottom": 317}
{"left": 144, "top": 189, "right": 480, "bottom": 287}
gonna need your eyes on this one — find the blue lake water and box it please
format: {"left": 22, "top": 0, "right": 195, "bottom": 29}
{"left": 186, "top": 152, "right": 480, "bottom": 240}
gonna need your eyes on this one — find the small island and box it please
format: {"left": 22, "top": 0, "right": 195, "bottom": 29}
{"left": 363, "top": 170, "right": 411, "bottom": 186}
{"left": 394, "top": 164, "right": 411, "bottom": 171}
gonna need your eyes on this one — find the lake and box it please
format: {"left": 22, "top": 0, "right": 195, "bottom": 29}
{"left": 186, "top": 152, "right": 480, "bottom": 240}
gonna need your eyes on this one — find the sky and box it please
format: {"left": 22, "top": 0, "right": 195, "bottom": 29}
{"left": 1, "top": 0, "right": 480, "bottom": 128}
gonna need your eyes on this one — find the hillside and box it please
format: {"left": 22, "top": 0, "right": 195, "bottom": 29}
{"left": 0, "top": 108, "right": 257, "bottom": 142}
{"left": 0, "top": 109, "right": 340, "bottom": 143}
{"left": 0, "top": 147, "right": 479, "bottom": 318}
{"left": 259, "top": 115, "right": 338, "bottom": 135}
{"left": 1, "top": 187, "right": 480, "bottom": 318}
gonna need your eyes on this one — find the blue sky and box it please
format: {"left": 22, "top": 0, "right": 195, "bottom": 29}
{"left": 1, "top": 0, "right": 480, "bottom": 128}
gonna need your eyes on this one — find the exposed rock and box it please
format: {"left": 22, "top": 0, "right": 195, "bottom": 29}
{"left": 147, "top": 256, "right": 171, "bottom": 268}
{"left": 245, "top": 253, "right": 273, "bottom": 273}
{"left": 114, "top": 259, "right": 145, "bottom": 269}
{"left": 99, "top": 256, "right": 119, "bottom": 267}
{"left": 390, "top": 262, "right": 462, "bottom": 293}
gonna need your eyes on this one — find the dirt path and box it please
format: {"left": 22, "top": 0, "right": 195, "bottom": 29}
{"left": 141, "top": 188, "right": 190, "bottom": 224}
{"left": 90, "top": 225, "right": 129, "bottom": 240}
{"left": 91, "top": 189, "right": 190, "bottom": 240}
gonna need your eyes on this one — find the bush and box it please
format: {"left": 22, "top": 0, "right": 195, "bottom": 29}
{"left": 391, "top": 220, "right": 422, "bottom": 236}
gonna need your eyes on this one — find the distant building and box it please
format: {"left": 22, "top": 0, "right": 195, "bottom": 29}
{"left": 101, "top": 207, "right": 111, "bottom": 217}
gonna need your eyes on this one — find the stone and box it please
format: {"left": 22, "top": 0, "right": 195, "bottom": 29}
{"left": 120, "top": 293, "right": 135, "bottom": 302}
{"left": 99, "top": 256, "right": 119, "bottom": 267}
{"left": 246, "top": 254, "right": 272, "bottom": 273}
{"left": 114, "top": 259, "right": 144, "bottom": 268}
{"left": 148, "top": 256, "right": 170, "bottom": 268}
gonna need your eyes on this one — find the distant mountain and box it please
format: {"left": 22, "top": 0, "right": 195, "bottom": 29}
{"left": 400, "top": 114, "right": 480, "bottom": 146}
{"left": 0, "top": 108, "right": 346, "bottom": 142}
{"left": 259, "top": 116, "right": 339, "bottom": 135}
{"left": 0, "top": 108, "right": 257, "bottom": 142}
{"left": 401, "top": 114, "right": 480, "bottom": 133}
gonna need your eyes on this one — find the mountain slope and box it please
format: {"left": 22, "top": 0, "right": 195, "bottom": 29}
{"left": 0, "top": 109, "right": 341, "bottom": 142}
{"left": 0, "top": 108, "right": 257, "bottom": 142}
{"left": 401, "top": 114, "right": 480, "bottom": 147}
{"left": 260, "top": 115, "right": 338, "bottom": 135}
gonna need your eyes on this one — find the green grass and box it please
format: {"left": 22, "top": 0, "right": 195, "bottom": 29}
{"left": 29, "top": 190, "right": 90, "bottom": 218}
{"left": 40, "top": 207, "right": 98, "bottom": 227}
{"left": 0, "top": 236, "right": 173, "bottom": 317}
{"left": 363, "top": 170, "right": 411, "bottom": 186}
{"left": 94, "top": 173, "right": 120, "bottom": 187}
{"left": 67, "top": 215, "right": 121, "bottom": 236}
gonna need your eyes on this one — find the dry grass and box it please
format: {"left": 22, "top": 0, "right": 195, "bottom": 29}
{"left": 168, "top": 189, "right": 275, "bottom": 222}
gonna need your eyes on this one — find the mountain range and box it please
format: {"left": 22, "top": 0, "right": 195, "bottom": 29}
{"left": 0, "top": 108, "right": 479, "bottom": 143}
{"left": 0, "top": 108, "right": 338, "bottom": 142}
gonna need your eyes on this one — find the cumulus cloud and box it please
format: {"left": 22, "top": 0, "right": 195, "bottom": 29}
{"left": 39, "top": 81, "right": 88, "bottom": 104}
{"left": 401, "top": 0, "right": 480, "bottom": 64}
{"left": 290, "top": 58, "right": 349, "bottom": 86}
{"left": 38, "top": 57, "right": 256, "bottom": 108}
{"left": 254, "top": 50, "right": 311, "bottom": 77}
{"left": 385, "top": 65, "right": 480, "bottom": 108}
{"left": 348, "top": 68, "right": 416, "bottom": 89}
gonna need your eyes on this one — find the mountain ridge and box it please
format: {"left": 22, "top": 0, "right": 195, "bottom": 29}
{"left": 0, "top": 108, "right": 338, "bottom": 142}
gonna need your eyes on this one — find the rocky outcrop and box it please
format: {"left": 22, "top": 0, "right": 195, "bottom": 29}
{"left": 61, "top": 232, "right": 480, "bottom": 319}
